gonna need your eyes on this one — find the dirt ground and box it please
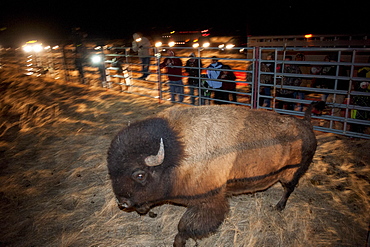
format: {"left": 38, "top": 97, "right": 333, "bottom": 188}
{"left": 0, "top": 66, "right": 369, "bottom": 247}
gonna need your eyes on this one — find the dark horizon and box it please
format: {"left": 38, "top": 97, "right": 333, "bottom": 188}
{"left": 1, "top": 1, "right": 369, "bottom": 46}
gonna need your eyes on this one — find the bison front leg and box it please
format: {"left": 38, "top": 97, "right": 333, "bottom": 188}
{"left": 173, "top": 197, "right": 229, "bottom": 247}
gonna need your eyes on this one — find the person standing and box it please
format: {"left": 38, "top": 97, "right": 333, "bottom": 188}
{"left": 71, "top": 27, "right": 87, "bottom": 83}
{"left": 295, "top": 53, "right": 312, "bottom": 111}
{"left": 277, "top": 56, "right": 301, "bottom": 110}
{"left": 246, "top": 52, "right": 275, "bottom": 107}
{"left": 323, "top": 54, "right": 349, "bottom": 130}
{"left": 132, "top": 32, "right": 151, "bottom": 80}
{"left": 260, "top": 53, "right": 275, "bottom": 107}
{"left": 185, "top": 53, "right": 203, "bottom": 105}
{"left": 351, "top": 81, "right": 370, "bottom": 133}
{"left": 206, "top": 56, "right": 223, "bottom": 104}
{"left": 218, "top": 65, "right": 237, "bottom": 103}
{"left": 160, "top": 50, "right": 184, "bottom": 102}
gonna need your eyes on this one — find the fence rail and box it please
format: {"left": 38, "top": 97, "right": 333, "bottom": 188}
{"left": 100, "top": 46, "right": 370, "bottom": 139}
{"left": 6, "top": 45, "right": 370, "bottom": 139}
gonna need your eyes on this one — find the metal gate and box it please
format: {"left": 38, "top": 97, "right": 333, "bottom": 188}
{"left": 255, "top": 47, "right": 370, "bottom": 139}
{"left": 99, "top": 46, "right": 370, "bottom": 139}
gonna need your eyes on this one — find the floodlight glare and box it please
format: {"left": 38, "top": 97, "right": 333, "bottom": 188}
{"left": 23, "top": 45, "right": 33, "bottom": 52}
{"left": 168, "top": 41, "right": 175, "bottom": 47}
{"left": 202, "top": 42, "right": 210, "bottom": 48}
{"left": 226, "top": 44, "right": 235, "bottom": 49}
{"left": 33, "top": 44, "right": 43, "bottom": 52}
{"left": 155, "top": 42, "right": 162, "bottom": 47}
{"left": 22, "top": 42, "right": 43, "bottom": 53}
{"left": 91, "top": 55, "right": 102, "bottom": 64}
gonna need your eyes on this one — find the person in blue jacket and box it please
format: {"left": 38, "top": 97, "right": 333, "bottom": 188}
{"left": 206, "top": 56, "right": 223, "bottom": 104}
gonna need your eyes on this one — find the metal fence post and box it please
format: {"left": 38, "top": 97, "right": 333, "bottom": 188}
{"left": 62, "top": 45, "right": 70, "bottom": 83}
{"left": 155, "top": 48, "right": 162, "bottom": 103}
{"left": 102, "top": 53, "right": 108, "bottom": 88}
{"left": 252, "top": 47, "right": 260, "bottom": 109}
{"left": 197, "top": 47, "right": 202, "bottom": 106}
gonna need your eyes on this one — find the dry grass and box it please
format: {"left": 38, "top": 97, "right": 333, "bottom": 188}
{"left": 0, "top": 66, "right": 369, "bottom": 247}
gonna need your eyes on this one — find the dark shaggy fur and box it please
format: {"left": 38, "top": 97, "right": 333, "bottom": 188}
{"left": 107, "top": 118, "right": 184, "bottom": 214}
{"left": 107, "top": 105, "right": 317, "bottom": 247}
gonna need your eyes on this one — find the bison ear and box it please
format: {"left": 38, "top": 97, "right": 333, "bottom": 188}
{"left": 144, "top": 138, "right": 165, "bottom": 167}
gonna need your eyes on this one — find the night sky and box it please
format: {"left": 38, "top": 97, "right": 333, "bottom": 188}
{"left": 0, "top": 0, "right": 369, "bottom": 46}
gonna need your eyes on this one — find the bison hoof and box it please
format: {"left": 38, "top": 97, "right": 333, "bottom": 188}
{"left": 274, "top": 202, "right": 286, "bottom": 212}
{"left": 149, "top": 211, "right": 157, "bottom": 218}
{"left": 173, "top": 233, "right": 187, "bottom": 247}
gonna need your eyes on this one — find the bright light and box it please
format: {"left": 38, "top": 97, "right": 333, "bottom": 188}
{"left": 44, "top": 46, "right": 51, "bottom": 50}
{"left": 52, "top": 45, "right": 59, "bottom": 50}
{"left": 33, "top": 44, "right": 43, "bottom": 52}
{"left": 23, "top": 45, "right": 33, "bottom": 52}
{"left": 155, "top": 42, "right": 162, "bottom": 47}
{"left": 91, "top": 55, "right": 102, "bottom": 64}
{"left": 226, "top": 44, "right": 235, "bottom": 49}
{"left": 168, "top": 41, "right": 175, "bottom": 47}
{"left": 135, "top": 38, "right": 142, "bottom": 42}
{"left": 218, "top": 44, "right": 225, "bottom": 49}
{"left": 202, "top": 42, "right": 210, "bottom": 48}
{"left": 305, "top": 34, "right": 313, "bottom": 38}
{"left": 192, "top": 43, "right": 200, "bottom": 48}
{"left": 23, "top": 43, "right": 43, "bottom": 52}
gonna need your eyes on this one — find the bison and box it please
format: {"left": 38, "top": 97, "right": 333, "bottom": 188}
{"left": 107, "top": 105, "right": 317, "bottom": 246}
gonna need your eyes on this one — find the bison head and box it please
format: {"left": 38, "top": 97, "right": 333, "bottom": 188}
{"left": 107, "top": 118, "right": 184, "bottom": 215}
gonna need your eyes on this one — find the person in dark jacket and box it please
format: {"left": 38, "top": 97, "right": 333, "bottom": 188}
{"left": 185, "top": 53, "right": 203, "bottom": 105}
{"left": 218, "top": 65, "right": 237, "bottom": 103}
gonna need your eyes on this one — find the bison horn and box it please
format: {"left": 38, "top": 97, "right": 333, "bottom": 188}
{"left": 144, "top": 138, "right": 165, "bottom": 167}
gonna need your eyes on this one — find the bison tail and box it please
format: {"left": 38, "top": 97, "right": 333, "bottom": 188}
{"left": 304, "top": 101, "right": 326, "bottom": 121}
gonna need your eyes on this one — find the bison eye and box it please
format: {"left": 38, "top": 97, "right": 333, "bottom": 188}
{"left": 132, "top": 170, "right": 147, "bottom": 183}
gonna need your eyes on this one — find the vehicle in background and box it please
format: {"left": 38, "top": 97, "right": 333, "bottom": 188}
{"left": 154, "top": 30, "right": 211, "bottom": 49}
{"left": 153, "top": 30, "right": 248, "bottom": 52}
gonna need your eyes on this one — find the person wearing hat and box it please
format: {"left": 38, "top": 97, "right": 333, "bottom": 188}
{"left": 132, "top": 32, "right": 152, "bottom": 80}
{"left": 185, "top": 53, "right": 203, "bottom": 105}
{"left": 206, "top": 56, "right": 224, "bottom": 103}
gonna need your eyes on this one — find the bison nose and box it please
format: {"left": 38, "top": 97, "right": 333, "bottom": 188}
{"left": 116, "top": 198, "right": 132, "bottom": 209}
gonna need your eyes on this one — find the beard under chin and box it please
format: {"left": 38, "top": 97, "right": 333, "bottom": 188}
{"left": 134, "top": 204, "right": 151, "bottom": 215}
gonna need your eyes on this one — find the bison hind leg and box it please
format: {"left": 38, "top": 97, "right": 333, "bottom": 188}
{"left": 174, "top": 198, "right": 229, "bottom": 247}
{"left": 274, "top": 180, "right": 296, "bottom": 211}
{"left": 275, "top": 163, "right": 310, "bottom": 211}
